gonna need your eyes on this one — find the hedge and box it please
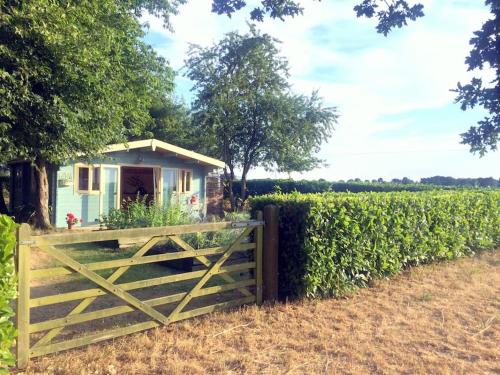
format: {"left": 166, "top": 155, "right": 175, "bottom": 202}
{"left": 0, "top": 215, "right": 17, "bottom": 372}
{"left": 250, "top": 190, "right": 500, "bottom": 299}
{"left": 230, "top": 179, "right": 444, "bottom": 198}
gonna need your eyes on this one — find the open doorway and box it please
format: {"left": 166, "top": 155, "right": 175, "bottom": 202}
{"left": 120, "top": 166, "right": 156, "bottom": 205}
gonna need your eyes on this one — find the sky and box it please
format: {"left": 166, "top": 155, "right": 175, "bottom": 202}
{"left": 142, "top": 0, "right": 499, "bottom": 181}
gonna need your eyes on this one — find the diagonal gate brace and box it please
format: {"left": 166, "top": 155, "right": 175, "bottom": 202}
{"left": 166, "top": 227, "right": 254, "bottom": 323}
{"left": 168, "top": 234, "right": 253, "bottom": 297}
{"left": 36, "top": 240, "right": 170, "bottom": 326}
{"left": 33, "top": 237, "right": 162, "bottom": 348}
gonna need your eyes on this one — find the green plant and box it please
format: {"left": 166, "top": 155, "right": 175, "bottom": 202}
{"left": 0, "top": 215, "right": 18, "bottom": 372}
{"left": 250, "top": 190, "right": 500, "bottom": 299}
{"left": 229, "top": 179, "right": 452, "bottom": 199}
{"left": 101, "top": 196, "right": 196, "bottom": 230}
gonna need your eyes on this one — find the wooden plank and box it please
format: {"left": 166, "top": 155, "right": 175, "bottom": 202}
{"left": 30, "top": 279, "right": 256, "bottom": 333}
{"left": 30, "top": 296, "right": 256, "bottom": 358}
{"left": 166, "top": 227, "right": 254, "bottom": 323}
{"left": 16, "top": 223, "right": 31, "bottom": 369}
{"left": 35, "top": 222, "right": 242, "bottom": 246}
{"left": 31, "top": 243, "right": 256, "bottom": 279}
{"left": 30, "top": 262, "right": 256, "bottom": 307}
{"left": 30, "top": 320, "right": 159, "bottom": 358}
{"left": 255, "top": 211, "right": 264, "bottom": 305}
{"left": 168, "top": 235, "right": 253, "bottom": 298}
{"left": 33, "top": 237, "right": 161, "bottom": 348}
{"left": 36, "top": 240, "right": 170, "bottom": 325}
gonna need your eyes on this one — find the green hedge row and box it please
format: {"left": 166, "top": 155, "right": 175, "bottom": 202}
{"left": 250, "top": 190, "right": 500, "bottom": 299}
{"left": 0, "top": 215, "right": 17, "bottom": 371}
{"left": 231, "top": 179, "right": 444, "bottom": 198}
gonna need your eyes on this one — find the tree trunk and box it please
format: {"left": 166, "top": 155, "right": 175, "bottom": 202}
{"left": 240, "top": 174, "right": 247, "bottom": 205}
{"left": 223, "top": 167, "right": 236, "bottom": 212}
{"left": 0, "top": 180, "right": 8, "bottom": 214}
{"left": 34, "top": 159, "right": 52, "bottom": 229}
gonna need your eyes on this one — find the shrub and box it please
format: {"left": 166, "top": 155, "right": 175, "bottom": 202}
{"left": 101, "top": 196, "right": 196, "bottom": 229}
{"left": 250, "top": 190, "right": 500, "bottom": 299}
{"left": 101, "top": 197, "right": 246, "bottom": 249}
{"left": 0, "top": 215, "right": 17, "bottom": 372}
{"left": 230, "top": 179, "right": 446, "bottom": 198}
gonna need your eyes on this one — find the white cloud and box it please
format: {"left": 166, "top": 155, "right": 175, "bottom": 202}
{"left": 143, "top": 0, "right": 499, "bottom": 180}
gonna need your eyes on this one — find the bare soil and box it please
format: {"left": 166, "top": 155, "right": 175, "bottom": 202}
{"left": 19, "top": 250, "right": 499, "bottom": 375}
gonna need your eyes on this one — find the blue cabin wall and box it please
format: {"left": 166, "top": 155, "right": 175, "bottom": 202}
{"left": 56, "top": 165, "right": 102, "bottom": 227}
{"left": 54, "top": 150, "right": 214, "bottom": 228}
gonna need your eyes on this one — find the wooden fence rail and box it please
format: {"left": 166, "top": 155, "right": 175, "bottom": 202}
{"left": 15, "top": 207, "right": 279, "bottom": 369}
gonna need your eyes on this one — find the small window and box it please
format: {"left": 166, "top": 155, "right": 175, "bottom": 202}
{"left": 179, "top": 169, "right": 192, "bottom": 193}
{"left": 78, "top": 167, "right": 89, "bottom": 191}
{"left": 76, "top": 165, "right": 100, "bottom": 194}
{"left": 185, "top": 171, "right": 191, "bottom": 192}
{"left": 92, "top": 167, "right": 100, "bottom": 191}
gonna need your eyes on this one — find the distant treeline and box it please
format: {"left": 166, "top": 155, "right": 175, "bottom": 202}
{"left": 227, "top": 176, "right": 499, "bottom": 198}
{"left": 420, "top": 176, "right": 499, "bottom": 187}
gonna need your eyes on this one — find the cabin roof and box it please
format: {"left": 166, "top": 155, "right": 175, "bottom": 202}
{"left": 104, "top": 139, "right": 225, "bottom": 168}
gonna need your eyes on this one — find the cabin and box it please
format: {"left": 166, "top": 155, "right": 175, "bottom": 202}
{"left": 8, "top": 139, "right": 225, "bottom": 228}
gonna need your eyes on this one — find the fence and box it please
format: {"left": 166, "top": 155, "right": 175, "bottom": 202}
{"left": 15, "top": 206, "right": 279, "bottom": 369}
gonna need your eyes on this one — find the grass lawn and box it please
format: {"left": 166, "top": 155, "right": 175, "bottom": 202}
{"left": 21, "top": 249, "right": 499, "bottom": 374}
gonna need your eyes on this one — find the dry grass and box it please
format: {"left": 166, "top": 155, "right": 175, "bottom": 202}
{"left": 20, "top": 250, "right": 499, "bottom": 375}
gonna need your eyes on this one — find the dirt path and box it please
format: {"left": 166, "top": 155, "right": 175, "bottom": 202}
{"left": 22, "top": 250, "right": 499, "bottom": 375}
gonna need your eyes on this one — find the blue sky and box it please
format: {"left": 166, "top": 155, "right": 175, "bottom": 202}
{"left": 142, "top": 0, "right": 499, "bottom": 181}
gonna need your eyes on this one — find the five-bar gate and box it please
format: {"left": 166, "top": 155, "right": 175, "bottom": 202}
{"left": 14, "top": 209, "right": 279, "bottom": 369}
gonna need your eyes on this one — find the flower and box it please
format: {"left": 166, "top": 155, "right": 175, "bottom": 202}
{"left": 66, "top": 212, "right": 80, "bottom": 225}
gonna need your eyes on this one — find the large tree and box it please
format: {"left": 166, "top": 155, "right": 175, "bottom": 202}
{"left": 210, "top": 0, "right": 499, "bottom": 155}
{"left": 134, "top": 97, "right": 196, "bottom": 150}
{"left": 454, "top": 0, "right": 499, "bottom": 155}
{"left": 185, "top": 27, "right": 338, "bottom": 208}
{"left": 0, "top": 0, "right": 177, "bottom": 228}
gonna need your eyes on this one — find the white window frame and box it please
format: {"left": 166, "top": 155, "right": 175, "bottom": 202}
{"left": 179, "top": 168, "right": 193, "bottom": 194}
{"left": 74, "top": 164, "right": 101, "bottom": 195}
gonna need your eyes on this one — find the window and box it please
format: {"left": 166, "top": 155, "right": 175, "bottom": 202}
{"left": 76, "top": 165, "right": 100, "bottom": 194}
{"left": 179, "top": 169, "right": 192, "bottom": 193}
{"left": 78, "top": 167, "right": 89, "bottom": 191}
{"left": 92, "top": 167, "right": 100, "bottom": 191}
{"left": 185, "top": 171, "right": 191, "bottom": 192}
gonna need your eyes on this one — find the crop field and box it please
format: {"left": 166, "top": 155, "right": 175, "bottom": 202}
{"left": 21, "top": 249, "right": 499, "bottom": 375}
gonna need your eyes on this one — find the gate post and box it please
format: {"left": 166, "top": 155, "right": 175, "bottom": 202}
{"left": 255, "top": 211, "right": 263, "bottom": 305}
{"left": 263, "top": 205, "right": 279, "bottom": 302}
{"left": 16, "top": 223, "right": 31, "bottom": 369}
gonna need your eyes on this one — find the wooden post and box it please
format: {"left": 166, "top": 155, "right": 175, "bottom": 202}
{"left": 16, "top": 223, "right": 31, "bottom": 369}
{"left": 263, "top": 205, "right": 279, "bottom": 302}
{"left": 255, "top": 211, "right": 263, "bottom": 305}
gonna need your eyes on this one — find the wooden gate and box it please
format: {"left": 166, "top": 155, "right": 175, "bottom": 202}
{"left": 15, "top": 213, "right": 269, "bottom": 369}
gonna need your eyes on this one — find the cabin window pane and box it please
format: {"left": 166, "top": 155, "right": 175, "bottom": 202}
{"left": 92, "top": 167, "right": 100, "bottom": 191}
{"left": 185, "top": 171, "right": 191, "bottom": 192}
{"left": 180, "top": 170, "right": 186, "bottom": 193}
{"left": 162, "top": 169, "right": 178, "bottom": 206}
{"left": 78, "top": 167, "right": 89, "bottom": 191}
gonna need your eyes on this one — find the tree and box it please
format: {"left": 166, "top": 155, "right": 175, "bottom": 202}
{"left": 185, "top": 27, "right": 337, "bottom": 208}
{"left": 133, "top": 97, "right": 196, "bottom": 150}
{"left": 0, "top": 164, "right": 8, "bottom": 214}
{"left": 211, "top": 0, "right": 424, "bottom": 33}
{"left": 210, "top": 0, "right": 499, "bottom": 155}
{"left": 454, "top": 0, "right": 499, "bottom": 155}
{"left": 0, "top": 0, "right": 176, "bottom": 228}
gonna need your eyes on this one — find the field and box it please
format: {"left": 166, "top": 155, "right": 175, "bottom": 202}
{"left": 20, "top": 249, "right": 499, "bottom": 375}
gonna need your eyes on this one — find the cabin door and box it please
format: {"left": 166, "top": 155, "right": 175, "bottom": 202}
{"left": 101, "top": 166, "right": 120, "bottom": 216}
{"left": 162, "top": 168, "right": 179, "bottom": 207}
